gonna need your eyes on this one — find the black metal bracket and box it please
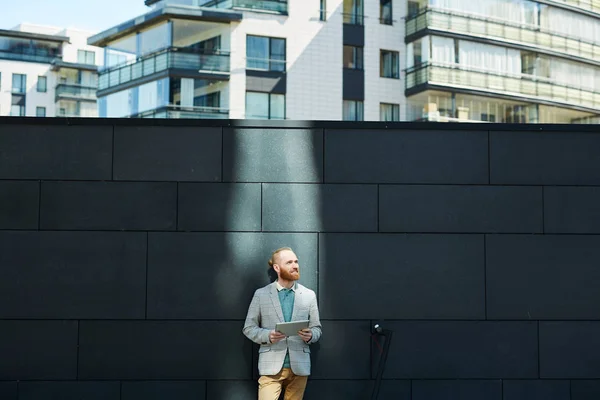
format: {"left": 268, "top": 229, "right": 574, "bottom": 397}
{"left": 370, "top": 324, "right": 393, "bottom": 400}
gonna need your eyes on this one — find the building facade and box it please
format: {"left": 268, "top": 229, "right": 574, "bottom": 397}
{"left": 90, "top": 0, "right": 600, "bottom": 123}
{"left": 0, "top": 24, "right": 102, "bottom": 117}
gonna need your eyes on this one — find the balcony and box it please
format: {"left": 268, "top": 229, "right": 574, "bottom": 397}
{"left": 55, "top": 84, "right": 97, "bottom": 102}
{"left": 131, "top": 105, "right": 230, "bottom": 119}
{"left": 98, "top": 47, "right": 230, "bottom": 92}
{"left": 406, "top": 8, "right": 600, "bottom": 63}
{"left": 549, "top": 0, "right": 600, "bottom": 15}
{"left": 0, "top": 49, "right": 61, "bottom": 64}
{"left": 200, "top": 0, "right": 288, "bottom": 13}
{"left": 406, "top": 62, "right": 600, "bottom": 112}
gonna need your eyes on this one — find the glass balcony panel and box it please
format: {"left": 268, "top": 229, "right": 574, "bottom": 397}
{"left": 200, "top": 0, "right": 287, "bottom": 13}
{"left": 55, "top": 84, "right": 97, "bottom": 100}
{"left": 121, "top": 66, "right": 131, "bottom": 83}
{"left": 131, "top": 63, "right": 143, "bottom": 80}
{"left": 143, "top": 58, "right": 155, "bottom": 75}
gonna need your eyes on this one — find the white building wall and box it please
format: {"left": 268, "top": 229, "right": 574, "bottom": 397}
{"left": 364, "top": 0, "right": 406, "bottom": 121}
{"left": 0, "top": 61, "right": 55, "bottom": 117}
{"left": 59, "top": 28, "right": 104, "bottom": 67}
{"left": 229, "top": 0, "right": 344, "bottom": 120}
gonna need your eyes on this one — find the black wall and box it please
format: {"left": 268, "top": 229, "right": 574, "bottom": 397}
{"left": 1, "top": 118, "right": 600, "bottom": 400}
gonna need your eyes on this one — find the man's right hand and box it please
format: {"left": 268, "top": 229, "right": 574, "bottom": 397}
{"left": 269, "top": 330, "right": 286, "bottom": 343}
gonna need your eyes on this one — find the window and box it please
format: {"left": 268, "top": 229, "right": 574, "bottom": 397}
{"left": 245, "top": 92, "right": 285, "bottom": 119}
{"left": 343, "top": 100, "right": 364, "bottom": 121}
{"left": 380, "top": 103, "right": 400, "bottom": 121}
{"left": 343, "top": 46, "right": 363, "bottom": 70}
{"left": 36, "top": 106, "right": 46, "bottom": 117}
{"left": 247, "top": 35, "right": 286, "bottom": 72}
{"left": 380, "top": 0, "right": 392, "bottom": 24}
{"left": 37, "top": 76, "right": 47, "bottom": 92}
{"left": 407, "top": 0, "right": 420, "bottom": 18}
{"left": 380, "top": 50, "right": 399, "bottom": 78}
{"left": 320, "top": 0, "right": 327, "bottom": 20}
{"left": 12, "top": 73, "right": 26, "bottom": 94}
{"left": 343, "top": 0, "right": 364, "bottom": 24}
{"left": 77, "top": 49, "right": 96, "bottom": 65}
{"left": 11, "top": 105, "right": 25, "bottom": 116}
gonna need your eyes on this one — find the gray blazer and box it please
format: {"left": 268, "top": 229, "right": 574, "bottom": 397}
{"left": 243, "top": 281, "right": 322, "bottom": 376}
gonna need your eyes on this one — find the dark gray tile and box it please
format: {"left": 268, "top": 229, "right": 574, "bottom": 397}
{"left": 0, "top": 231, "right": 146, "bottom": 319}
{"left": 78, "top": 321, "right": 252, "bottom": 380}
{"left": 378, "top": 321, "right": 538, "bottom": 379}
{"left": 206, "top": 381, "right": 254, "bottom": 400}
{"left": 380, "top": 185, "right": 542, "bottom": 233}
{"left": 114, "top": 126, "right": 221, "bottom": 181}
{"left": 324, "top": 129, "right": 488, "bottom": 184}
{"left": 310, "top": 321, "right": 370, "bottom": 379}
{"left": 178, "top": 183, "right": 261, "bottom": 231}
{"left": 40, "top": 181, "right": 176, "bottom": 230}
{"left": 223, "top": 128, "right": 323, "bottom": 183}
{"left": 571, "top": 380, "right": 600, "bottom": 400}
{"left": 545, "top": 187, "right": 600, "bottom": 233}
{"left": 147, "top": 232, "right": 317, "bottom": 319}
{"left": 0, "top": 181, "right": 39, "bottom": 229}
{"left": 19, "top": 382, "right": 120, "bottom": 400}
{"left": 0, "top": 321, "right": 77, "bottom": 380}
{"left": 319, "top": 234, "right": 485, "bottom": 319}
{"left": 262, "top": 184, "right": 377, "bottom": 232}
{"left": 503, "top": 380, "right": 570, "bottom": 400}
{"left": 122, "top": 381, "right": 206, "bottom": 400}
{"left": 0, "top": 124, "right": 112, "bottom": 180}
{"left": 304, "top": 381, "right": 372, "bottom": 400}
{"left": 412, "top": 380, "right": 502, "bottom": 400}
{"left": 540, "top": 322, "right": 600, "bottom": 378}
{"left": 0, "top": 382, "right": 17, "bottom": 400}
{"left": 490, "top": 130, "right": 600, "bottom": 185}
{"left": 487, "top": 235, "right": 600, "bottom": 320}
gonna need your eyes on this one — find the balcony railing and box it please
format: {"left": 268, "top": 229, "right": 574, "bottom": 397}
{"left": 549, "top": 0, "right": 600, "bottom": 15}
{"left": 55, "top": 84, "right": 97, "bottom": 102}
{"left": 98, "top": 47, "right": 230, "bottom": 91}
{"left": 200, "top": 0, "right": 288, "bottom": 13}
{"left": 343, "top": 12, "right": 364, "bottom": 25}
{"left": 406, "top": 8, "right": 600, "bottom": 63}
{"left": 406, "top": 62, "right": 600, "bottom": 111}
{"left": 131, "top": 105, "right": 230, "bottom": 119}
{"left": 0, "top": 49, "right": 61, "bottom": 64}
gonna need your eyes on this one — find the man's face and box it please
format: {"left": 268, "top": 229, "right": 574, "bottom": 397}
{"left": 275, "top": 250, "right": 300, "bottom": 281}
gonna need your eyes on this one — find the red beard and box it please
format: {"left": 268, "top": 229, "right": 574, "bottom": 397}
{"left": 280, "top": 269, "right": 300, "bottom": 281}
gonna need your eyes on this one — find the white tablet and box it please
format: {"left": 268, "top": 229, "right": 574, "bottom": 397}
{"left": 276, "top": 320, "right": 309, "bottom": 337}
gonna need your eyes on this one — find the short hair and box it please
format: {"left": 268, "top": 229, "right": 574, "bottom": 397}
{"left": 268, "top": 247, "right": 293, "bottom": 269}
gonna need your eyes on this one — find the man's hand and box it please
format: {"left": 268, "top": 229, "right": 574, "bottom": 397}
{"left": 298, "top": 328, "right": 312, "bottom": 343}
{"left": 269, "top": 330, "right": 286, "bottom": 343}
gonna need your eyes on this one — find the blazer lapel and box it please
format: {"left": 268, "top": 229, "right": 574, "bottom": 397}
{"left": 291, "top": 283, "right": 302, "bottom": 321}
{"left": 269, "top": 283, "right": 285, "bottom": 322}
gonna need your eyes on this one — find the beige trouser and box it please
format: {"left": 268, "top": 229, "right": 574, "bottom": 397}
{"left": 258, "top": 368, "right": 308, "bottom": 400}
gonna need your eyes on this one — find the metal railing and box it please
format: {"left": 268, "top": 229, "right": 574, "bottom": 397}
{"left": 98, "top": 47, "right": 230, "bottom": 91}
{"left": 406, "top": 8, "right": 600, "bottom": 63}
{"left": 55, "top": 84, "right": 97, "bottom": 101}
{"left": 200, "top": 0, "right": 288, "bottom": 13}
{"left": 343, "top": 12, "right": 364, "bottom": 25}
{"left": 0, "top": 49, "right": 61, "bottom": 64}
{"left": 132, "top": 104, "right": 230, "bottom": 119}
{"left": 246, "top": 57, "right": 286, "bottom": 72}
{"left": 406, "top": 62, "right": 600, "bottom": 111}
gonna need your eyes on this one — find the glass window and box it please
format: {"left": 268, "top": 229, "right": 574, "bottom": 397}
{"left": 37, "top": 76, "right": 47, "bottom": 92}
{"left": 77, "top": 50, "right": 96, "bottom": 65}
{"left": 343, "top": 0, "right": 363, "bottom": 24}
{"left": 246, "top": 91, "right": 285, "bottom": 119}
{"left": 380, "top": 50, "right": 399, "bottom": 78}
{"left": 343, "top": 45, "right": 363, "bottom": 69}
{"left": 380, "top": 103, "right": 400, "bottom": 121}
{"left": 380, "top": 0, "right": 392, "bottom": 24}
{"left": 11, "top": 105, "right": 25, "bottom": 116}
{"left": 343, "top": 100, "right": 364, "bottom": 121}
{"left": 247, "top": 35, "right": 286, "bottom": 71}
{"left": 12, "top": 73, "right": 26, "bottom": 94}
{"left": 320, "top": 0, "right": 327, "bottom": 20}
{"left": 36, "top": 106, "right": 46, "bottom": 117}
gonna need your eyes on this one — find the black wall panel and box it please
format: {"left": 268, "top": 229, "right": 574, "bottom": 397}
{"left": 487, "top": 235, "right": 600, "bottom": 320}
{"left": 0, "top": 119, "right": 598, "bottom": 399}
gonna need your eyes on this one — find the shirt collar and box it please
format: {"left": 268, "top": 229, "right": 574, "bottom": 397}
{"left": 276, "top": 281, "right": 296, "bottom": 292}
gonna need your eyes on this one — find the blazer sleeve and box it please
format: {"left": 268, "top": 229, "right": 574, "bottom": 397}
{"left": 242, "top": 291, "right": 271, "bottom": 345}
{"left": 307, "top": 290, "right": 322, "bottom": 344}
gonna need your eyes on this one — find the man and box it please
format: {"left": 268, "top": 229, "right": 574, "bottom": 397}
{"left": 243, "top": 247, "right": 322, "bottom": 400}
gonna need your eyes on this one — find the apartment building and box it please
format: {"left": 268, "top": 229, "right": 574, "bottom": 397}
{"left": 0, "top": 24, "right": 102, "bottom": 117}
{"left": 89, "top": 0, "right": 600, "bottom": 123}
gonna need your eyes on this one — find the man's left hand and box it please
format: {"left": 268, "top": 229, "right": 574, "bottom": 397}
{"left": 298, "top": 328, "right": 312, "bottom": 343}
